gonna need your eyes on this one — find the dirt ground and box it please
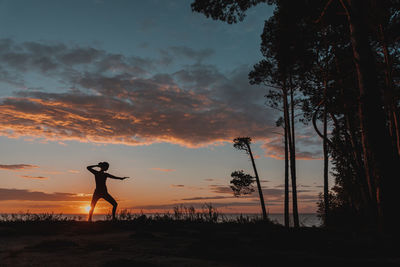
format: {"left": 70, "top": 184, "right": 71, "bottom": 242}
{"left": 0, "top": 221, "right": 399, "bottom": 266}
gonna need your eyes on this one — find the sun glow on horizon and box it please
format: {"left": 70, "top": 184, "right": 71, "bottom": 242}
{"left": 84, "top": 205, "right": 91, "bottom": 212}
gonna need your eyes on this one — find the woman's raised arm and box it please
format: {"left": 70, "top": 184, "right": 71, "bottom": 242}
{"left": 87, "top": 165, "right": 99, "bottom": 174}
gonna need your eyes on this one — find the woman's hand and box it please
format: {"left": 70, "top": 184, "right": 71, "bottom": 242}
{"left": 121, "top": 177, "right": 130, "bottom": 180}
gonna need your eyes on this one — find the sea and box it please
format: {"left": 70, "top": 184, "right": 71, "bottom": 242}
{"left": 1, "top": 213, "right": 321, "bottom": 227}
{"left": 268, "top": 214, "right": 321, "bottom": 227}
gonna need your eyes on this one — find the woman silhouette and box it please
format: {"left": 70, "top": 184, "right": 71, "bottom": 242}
{"left": 87, "top": 162, "right": 129, "bottom": 221}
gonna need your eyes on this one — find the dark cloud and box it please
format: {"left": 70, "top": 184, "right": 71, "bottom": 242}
{"left": 19, "top": 204, "right": 65, "bottom": 209}
{"left": 0, "top": 188, "right": 89, "bottom": 201}
{"left": 0, "top": 66, "right": 25, "bottom": 87}
{"left": 209, "top": 184, "right": 285, "bottom": 198}
{"left": 261, "top": 188, "right": 284, "bottom": 196}
{"left": 0, "top": 39, "right": 65, "bottom": 73}
{"left": 20, "top": 175, "right": 48, "bottom": 180}
{"left": 132, "top": 201, "right": 262, "bottom": 210}
{"left": 95, "top": 54, "right": 148, "bottom": 76}
{"left": 181, "top": 196, "right": 234, "bottom": 201}
{"left": 173, "top": 63, "right": 226, "bottom": 88}
{"left": 297, "top": 151, "right": 323, "bottom": 160}
{"left": 170, "top": 184, "right": 185, "bottom": 188}
{"left": 208, "top": 185, "right": 233, "bottom": 194}
{"left": 297, "top": 194, "right": 320, "bottom": 203}
{"left": 0, "top": 38, "right": 149, "bottom": 77}
{"left": 275, "top": 184, "right": 316, "bottom": 189}
{"left": 158, "top": 49, "right": 174, "bottom": 66}
{"left": 0, "top": 164, "right": 38, "bottom": 171}
{"left": 299, "top": 184, "right": 313, "bottom": 188}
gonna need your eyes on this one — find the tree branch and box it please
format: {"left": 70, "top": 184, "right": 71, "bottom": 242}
{"left": 314, "top": 0, "right": 335, "bottom": 23}
{"left": 312, "top": 99, "right": 334, "bottom": 147}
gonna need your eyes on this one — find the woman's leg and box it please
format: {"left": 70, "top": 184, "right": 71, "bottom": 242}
{"left": 104, "top": 193, "right": 118, "bottom": 220}
{"left": 88, "top": 193, "right": 100, "bottom": 222}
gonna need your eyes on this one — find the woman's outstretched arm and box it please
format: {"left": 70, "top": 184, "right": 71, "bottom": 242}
{"left": 87, "top": 165, "right": 99, "bottom": 174}
{"left": 107, "top": 173, "right": 129, "bottom": 180}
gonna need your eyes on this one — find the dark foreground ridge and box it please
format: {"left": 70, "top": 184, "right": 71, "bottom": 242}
{"left": 1, "top": 217, "right": 399, "bottom": 266}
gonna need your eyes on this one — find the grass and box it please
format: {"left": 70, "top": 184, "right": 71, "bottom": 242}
{"left": 104, "top": 204, "right": 269, "bottom": 224}
{"left": 0, "top": 212, "right": 82, "bottom": 222}
{"left": 0, "top": 204, "right": 271, "bottom": 225}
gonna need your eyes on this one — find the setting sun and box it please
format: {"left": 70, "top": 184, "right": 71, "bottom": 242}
{"left": 84, "top": 206, "right": 91, "bottom": 212}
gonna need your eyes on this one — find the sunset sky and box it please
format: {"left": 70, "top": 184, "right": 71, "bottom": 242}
{"left": 0, "top": 0, "right": 329, "bottom": 215}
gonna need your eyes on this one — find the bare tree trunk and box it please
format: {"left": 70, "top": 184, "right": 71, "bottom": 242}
{"left": 289, "top": 83, "right": 299, "bottom": 228}
{"left": 378, "top": 24, "right": 400, "bottom": 158}
{"left": 323, "top": 79, "right": 329, "bottom": 226}
{"left": 340, "top": 0, "right": 399, "bottom": 230}
{"left": 247, "top": 143, "right": 268, "bottom": 220}
{"left": 283, "top": 86, "right": 293, "bottom": 226}
{"left": 284, "top": 116, "right": 290, "bottom": 228}
{"left": 283, "top": 80, "right": 299, "bottom": 228}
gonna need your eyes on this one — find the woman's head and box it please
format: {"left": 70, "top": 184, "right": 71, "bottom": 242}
{"left": 98, "top": 162, "right": 109, "bottom": 171}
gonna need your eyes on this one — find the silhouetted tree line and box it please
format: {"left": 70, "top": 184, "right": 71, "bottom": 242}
{"left": 192, "top": 0, "right": 400, "bottom": 231}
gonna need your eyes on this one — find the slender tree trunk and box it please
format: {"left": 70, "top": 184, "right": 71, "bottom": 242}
{"left": 283, "top": 82, "right": 299, "bottom": 228}
{"left": 323, "top": 79, "right": 329, "bottom": 227}
{"left": 283, "top": 86, "right": 293, "bottom": 226}
{"left": 247, "top": 143, "right": 268, "bottom": 220}
{"left": 284, "top": 120, "right": 290, "bottom": 228}
{"left": 341, "top": 0, "right": 399, "bottom": 230}
{"left": 289, "top": 83, "right": 299, "bottom": 228}
{"left": 378, "top": 24, "right": 400, "bottom": 158}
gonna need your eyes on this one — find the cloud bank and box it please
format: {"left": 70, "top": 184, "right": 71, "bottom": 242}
{"left": 0, "top": 39, "right": 276, "bottom": 149}
{"left": 0, "top": 39, "right": 321, "bottom": 159}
